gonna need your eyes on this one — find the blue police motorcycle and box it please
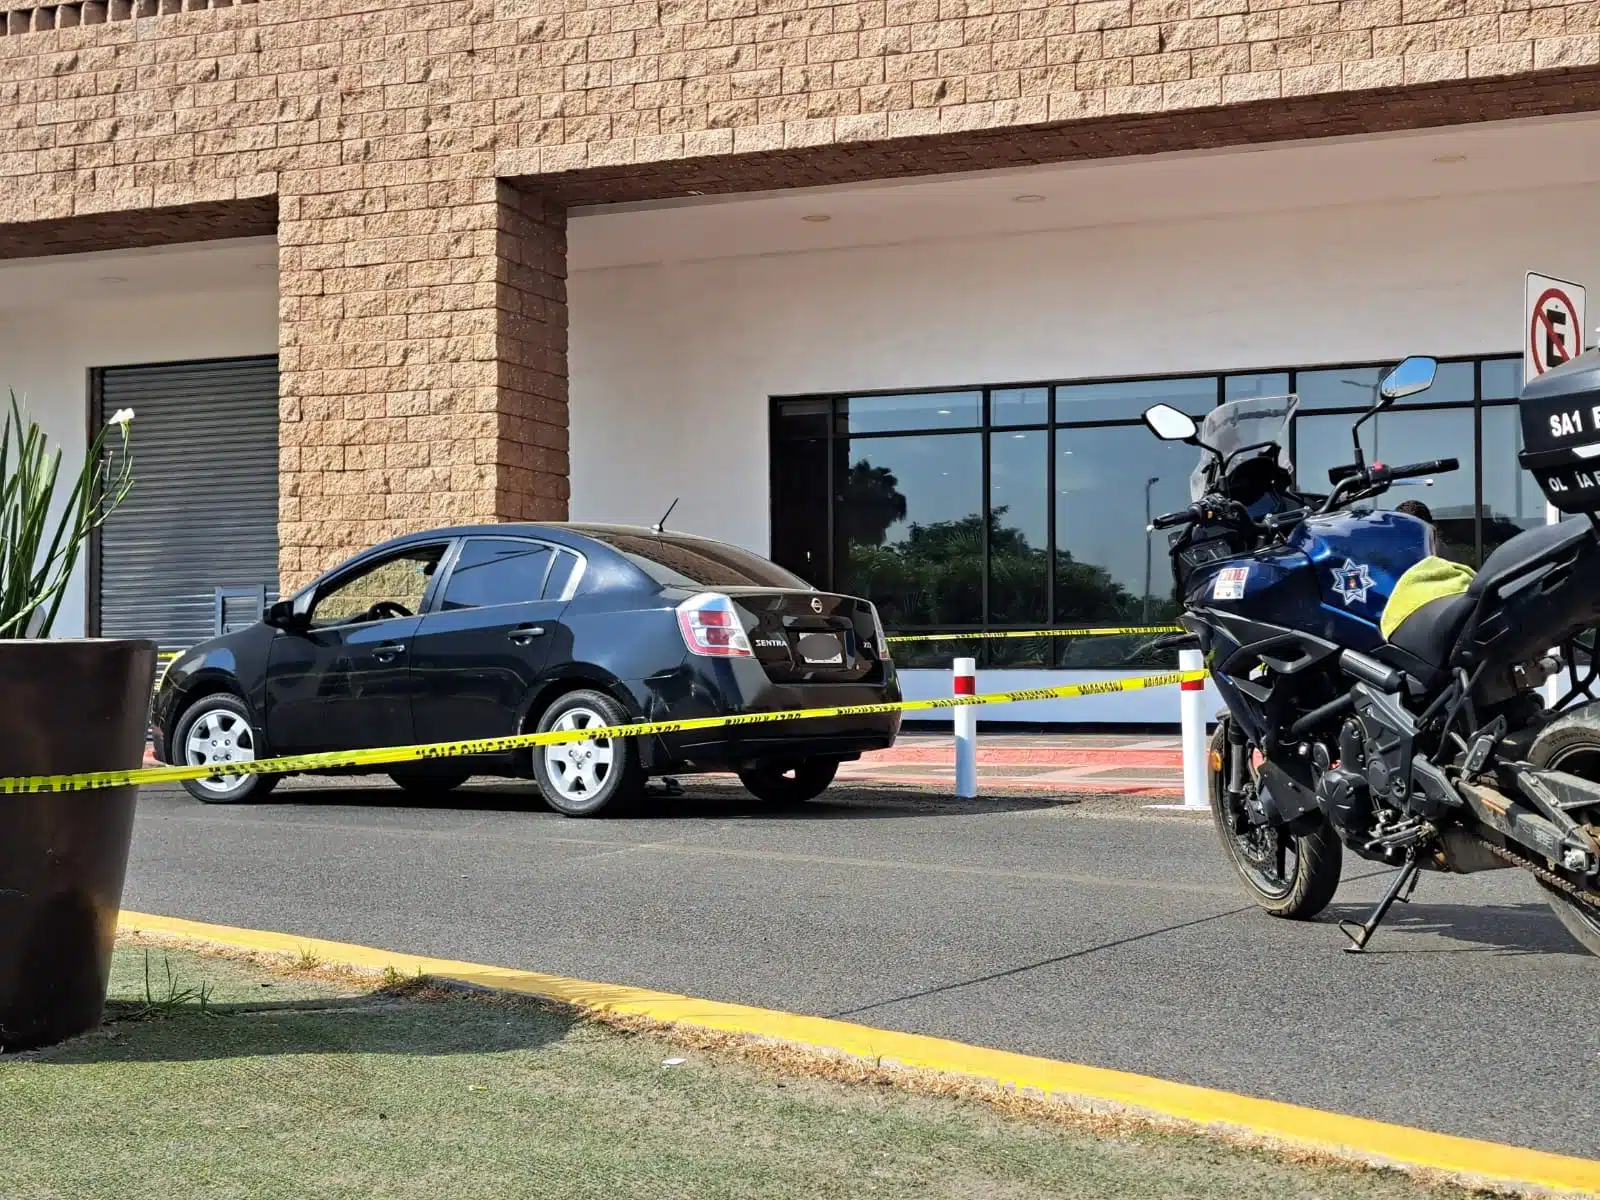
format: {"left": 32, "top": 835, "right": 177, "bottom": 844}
{"left": 1144, "top": 355, "right": 1600, "bottom": 953}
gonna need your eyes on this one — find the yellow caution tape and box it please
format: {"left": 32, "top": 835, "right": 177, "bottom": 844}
{"left": 0, "top": 669, "right": 1208, "bottom": 795}
{"left": 885, "top": 625, "right": 1184, "bottom": 644}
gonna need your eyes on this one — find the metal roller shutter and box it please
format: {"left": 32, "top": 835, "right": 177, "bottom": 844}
{"left": 94, "top": 357, "right": 280, "bottom": 652}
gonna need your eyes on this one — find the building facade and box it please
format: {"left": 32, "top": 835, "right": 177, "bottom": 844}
{"left": 1, "top": 0, "right": 1595, "bottom": 718}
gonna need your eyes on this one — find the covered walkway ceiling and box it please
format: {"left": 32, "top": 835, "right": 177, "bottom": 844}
{"left": 568, "top": 111, "right": 1600, "bottom": 270}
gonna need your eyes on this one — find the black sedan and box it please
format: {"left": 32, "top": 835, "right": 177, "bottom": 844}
{"left": 150, "top": 524, "right": 902, "bottom": 815}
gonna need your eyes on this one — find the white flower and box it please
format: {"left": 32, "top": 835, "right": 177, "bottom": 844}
{"left": 108, "top": 408, "right": 135, "bottom": 428}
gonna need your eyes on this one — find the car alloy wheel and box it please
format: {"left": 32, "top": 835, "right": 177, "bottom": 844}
{"left": 532, "top": 688, "right": 646, "bottom": 817}
{"left": 542, "top": 706, "right": 615, "bottom": 805}
{"left": 183, "top": 704, "right": 259, "bottom": 798}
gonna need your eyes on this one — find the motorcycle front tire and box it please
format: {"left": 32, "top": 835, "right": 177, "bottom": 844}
{"left": 1207, "top": 718, "right": 1343, "bottom": 919}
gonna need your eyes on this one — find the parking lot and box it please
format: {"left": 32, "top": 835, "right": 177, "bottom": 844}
{"left": 123, "top": 750, "right": 1598, "bottom": 1161}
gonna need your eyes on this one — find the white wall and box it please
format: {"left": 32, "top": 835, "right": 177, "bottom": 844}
{"left": 0, "top": 261, "right": 277, "bottom": 636}
{"left": 569, "top": 181, "right": 1600, "bottom": 721}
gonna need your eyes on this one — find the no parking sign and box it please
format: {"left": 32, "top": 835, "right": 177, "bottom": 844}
{"left": 1526, "top": 272, "right": 1587, "bottom": 385}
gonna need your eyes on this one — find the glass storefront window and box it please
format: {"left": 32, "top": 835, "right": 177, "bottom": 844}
{"left": 770, "top": 437, "right": 829, "bottom": 588}
{"left": 1481, "top": 357, "right": 1523, "bottom": 401}
{"left": 842, "top": 391, "right": 981, "bottom": 434}
{"left": 1481, "top": 405, "right": 1545, "bottom": 559}
{"left": 774, "top": 397, "right": 830, "bottom": 438}
{"left": 1056, "top": 376, "right": 1214, "bottom": 424}
{"left": 1226, "top": 373, "right": 1289, "bottom": 401}
{"left": 989, "top": 430, "right": 1048, "bottom": 624}
{"left": 1427, "top": 360, "right": 1475, "bottom": 404}
{"left": 1294, "top": 365, "right": 1385, "bottom": 411}
{"left": 992, "top": 387, "right": 1049, "bottom": 427}
{"left": 1054, "top": 427, "right": 1194, "bottom": 626}
{"left": 833, "top": 434, "right": 983, "bottom": 628}
{"left": 772, "top": 355, "right": 1537, "bottom": 666}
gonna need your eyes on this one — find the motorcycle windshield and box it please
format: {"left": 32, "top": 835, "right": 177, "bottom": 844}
{"left": 1189, "top": 395, "right": 1299, "bottom": 501}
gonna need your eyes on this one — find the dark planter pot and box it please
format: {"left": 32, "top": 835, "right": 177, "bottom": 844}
{"left": 0, "top": 638, "right": 156, "bottom": 1051}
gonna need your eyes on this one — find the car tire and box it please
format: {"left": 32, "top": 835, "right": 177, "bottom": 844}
{"left": 530, "top": 689, "right": 645, "bottom": 817}
{"left": 173, "top": 692, "right": 279, "bottom": 805}
{"left": 388, "top": 771, "right": 471, "bottom": 797}
{"left": 737, "top": 759, "right": 839, "bottom": 804}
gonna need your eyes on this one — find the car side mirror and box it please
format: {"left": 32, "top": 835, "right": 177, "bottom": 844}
{"left": 1142, "top": 403, "right": 1199, "bottom": 443}
{"left": 265, "top": 594, "right": 311, "bottom": 632}
{"left": 1379, "top": 355, "right": 1436, "bottom": 403}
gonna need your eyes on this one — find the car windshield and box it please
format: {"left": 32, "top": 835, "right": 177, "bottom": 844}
{"left": 580, "top": 530, "right": 811, "bottom": 590}
{"left": 1190, "top": 395, "right": 1298, "bottom": 500}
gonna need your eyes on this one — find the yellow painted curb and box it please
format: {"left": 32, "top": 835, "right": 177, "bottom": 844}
{"left": 119, "top": 910, "right": 1600, "bottom": 1197}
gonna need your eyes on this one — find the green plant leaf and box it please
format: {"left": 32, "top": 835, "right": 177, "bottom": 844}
{"left": 0, "top": 391, "right": 136, "bottom": 638}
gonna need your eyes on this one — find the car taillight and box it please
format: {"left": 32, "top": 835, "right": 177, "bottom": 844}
{"left": 676, "top": 592, "right": 754, "bottom": 658}
{"left": 868, "top": 603, "right": 891, "bottom": 659}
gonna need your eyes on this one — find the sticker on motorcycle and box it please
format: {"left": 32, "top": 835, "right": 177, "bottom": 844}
{"left": 1332, "top": 558, "right": 1375, "bottom": 606}
{"left": 1212, "top": 566, "right": 1250, "bottom": 600}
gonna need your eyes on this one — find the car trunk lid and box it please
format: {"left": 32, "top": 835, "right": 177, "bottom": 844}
{"left": 724, "top": 589, "right": 887, "bottom": 683}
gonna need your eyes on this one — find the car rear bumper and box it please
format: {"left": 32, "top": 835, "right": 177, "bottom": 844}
{"left": 636, "top": 658, "right": 903, "bottom": 772}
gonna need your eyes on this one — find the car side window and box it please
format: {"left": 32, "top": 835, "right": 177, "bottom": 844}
{"left": 311, "top": 545, "right": 446, "bottom": 628}
{"left": 541, "top": 549, "right": 584, "bottom": 600}
{"left": 441, "top": 538, "right": 555, "bottom": 611}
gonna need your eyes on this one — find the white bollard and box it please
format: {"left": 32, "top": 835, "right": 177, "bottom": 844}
{"left": 1148, "top": 648, "right": 1210, "bottom": 812}
{"left": 953, "top": 656, "right": 978, "bottom": 799}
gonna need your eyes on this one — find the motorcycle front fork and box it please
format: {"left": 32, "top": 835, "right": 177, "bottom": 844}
{"left": 1226, "top": 722, "right": 1249, "bottom": 830}
{"left": 1225, "top": 718, "right": 1425, "bottom": 952}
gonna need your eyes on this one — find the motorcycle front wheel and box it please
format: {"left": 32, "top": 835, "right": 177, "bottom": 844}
{"left": 1207, "top": 717, "right": 1342, "bottom": 919}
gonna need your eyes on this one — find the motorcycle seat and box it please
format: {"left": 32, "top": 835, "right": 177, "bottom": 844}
{"left": 1380, "top": 591, "right": 1476, "bottom": 676}
{"left": 1467, "top": 518, "right": 1594, "bottom": 600}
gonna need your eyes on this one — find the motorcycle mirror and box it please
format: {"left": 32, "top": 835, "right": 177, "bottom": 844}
{"left": 1379, "top": 355, "right": 1437, "bottom": 403}
{"left": 1142, "top": 403, "right": 1198, "bottom": 443}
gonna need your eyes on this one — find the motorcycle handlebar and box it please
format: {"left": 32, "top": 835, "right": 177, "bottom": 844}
{"left": 1382, "top": 457, "right": 1458, "bottom": 481}
{"left": 1150, "top": 507, "right": 1197, "bottom": 530}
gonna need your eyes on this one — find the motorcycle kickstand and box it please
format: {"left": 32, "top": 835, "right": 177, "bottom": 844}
{"left": 1395, "top": 865, "right": 1422, "bottom": 905}
{"left": 1338, "top": 851, "right": 1422, "bottom": 953}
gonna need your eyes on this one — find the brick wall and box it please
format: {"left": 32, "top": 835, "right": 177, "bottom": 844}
{"left": 276, "top": 173, "right": 566, "bottom": 584}
{"left": 0, "top": 0, "right": 1596, "bottom": 579}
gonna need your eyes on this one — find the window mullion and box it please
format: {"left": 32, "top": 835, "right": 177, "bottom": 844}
{"left": 1046, "top": 385, "right": 1057, "bottom": 646}
{"left": 981, "top": 390, "right": 992, "bottom": 646}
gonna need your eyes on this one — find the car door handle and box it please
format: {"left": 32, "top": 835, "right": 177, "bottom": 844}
{"left": 372, "top": 642, "right": 406, "bottom": 663}
{"left": 508, "top": 625, "right": 546, "bottom": 645}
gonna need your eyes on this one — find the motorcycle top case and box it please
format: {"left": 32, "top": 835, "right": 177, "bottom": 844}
{"left": 1520, "top": 349, "right": 1600, "bottom": 514}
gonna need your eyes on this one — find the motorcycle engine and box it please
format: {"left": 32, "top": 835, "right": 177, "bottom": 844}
{"left": 1312, "top": 717, "right": 1374, "bottom": 839}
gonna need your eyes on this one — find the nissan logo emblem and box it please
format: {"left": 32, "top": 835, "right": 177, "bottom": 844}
{"left": 810, "top": 598, "right": 823, "bottom": 613}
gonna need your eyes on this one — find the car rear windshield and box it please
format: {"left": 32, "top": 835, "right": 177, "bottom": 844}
{"left": 583, "top": 532, "right": 809, "bottom": 590}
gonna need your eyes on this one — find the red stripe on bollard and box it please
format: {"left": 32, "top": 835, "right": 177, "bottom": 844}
{"left": 1180, "top": 678, "right": 1204, "bottom": 691}
{"left": 954, "top": 675, "right": 976, "bottom": 695}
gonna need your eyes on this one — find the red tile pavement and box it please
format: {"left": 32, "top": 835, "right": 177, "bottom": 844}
{"left": 859, "top": 745, "right": 1182, "bottom": 768}
{"left": 142, "top": 733, "right": 1186, "bottom": 798}
{"left": 839, "top": 732, "right": 1185, "bottom": 797}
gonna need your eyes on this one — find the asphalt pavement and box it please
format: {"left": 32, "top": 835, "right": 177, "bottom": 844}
{"left": 123, "top": 773, "right": 1599, "bottom": 1159}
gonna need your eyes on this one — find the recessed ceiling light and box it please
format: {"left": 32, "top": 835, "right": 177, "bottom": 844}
{"left": 937, "top": 408, "right": 952, "bottom": 415}
{"left": 99, "top": 275, "right": 128, "bottom": 284}
{"left": 1432, "top": 154, "right": 1467, "bottom": 165}
{"left": 1013, "top": 194, "right": 1046, "bottom": 203}
{"left": 801, "top": 213, "right": 831, "bottom": 223}
{"left": 1012, "top": 433, "right": 1027, "bottom": 438}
